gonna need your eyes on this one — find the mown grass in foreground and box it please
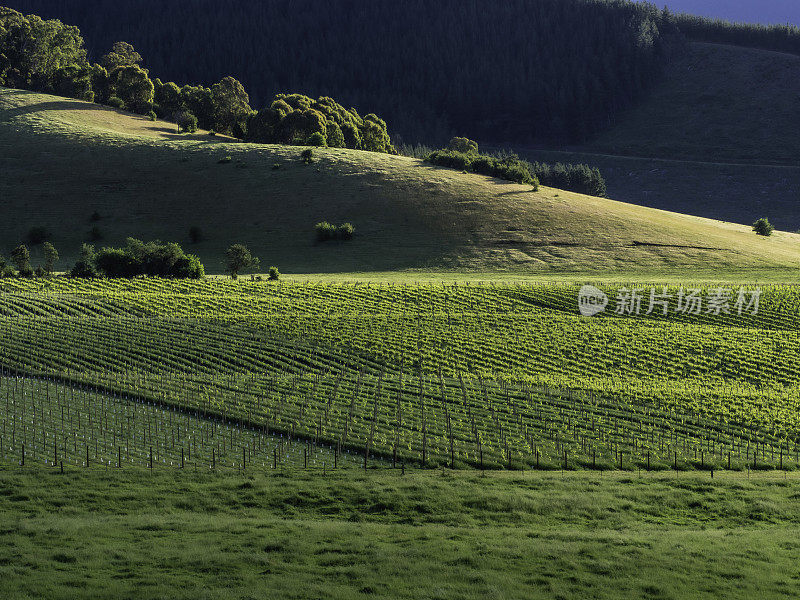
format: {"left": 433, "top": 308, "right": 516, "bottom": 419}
{"left": 1, "top": 466, "right": 800, "bottom": 599}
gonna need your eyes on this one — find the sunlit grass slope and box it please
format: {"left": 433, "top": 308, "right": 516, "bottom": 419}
{"left": 2, "top": 87, "right": 799, "bottom": 274}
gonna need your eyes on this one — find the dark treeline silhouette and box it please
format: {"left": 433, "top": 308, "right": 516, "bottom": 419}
{"left": 674, "top": 14, "right": 800, "bottom": 55}
{"left": 2, "top": 0, "right": 683, "bottom": 145}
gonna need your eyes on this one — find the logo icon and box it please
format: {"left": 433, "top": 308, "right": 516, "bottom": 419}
{"left": 578, "top": 285, "right": 608, "bottom": 317}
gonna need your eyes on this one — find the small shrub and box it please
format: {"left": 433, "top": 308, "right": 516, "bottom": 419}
{"left": 90, "top": 211, "right": 101, "bottom": 223}
{"left": 315, "top": 221, "right": 337, "bottom": 242}
{"left": 107, "top": 96, "right": 125, "bottom": 109}
{"left": 218, "top": 156, "right": 232, "bottom": 164}
{"left": 447, "top": 136, "right": 479, "bottom": 154}
{"left": 337, "top": 222, "right": 355, "bottom": 240}
{"left": 753, "top": 218, "right": 774, "bottom": 236}
{"left": 306, "top": 132, "right": 327, "bottom": 147}
{"left": 89, "top": 226, "right": 103, "bottom": 242}
{"left": 147, "top": 110, "right": 157, "bottom": 121}
{"left": 272, "top": 163, "right": 281, "bottom": 170}
{"left": 189, "top": 226, "right": 203, "bottom": 244}
{"left": 316, "top": 222, "right": 355, "bottom": 242}
{"left": 301, "top": 149, "right": 314, "bottom": 164}
{"left": 208, "top": 130, "right": 216, "bottom": 136}
{"left": 268, "top": 266, "right": 280, "bottom": 280}
{"left": 25, "top": 226, "right": 49, "bottom": 245}
{"left": 427, "top": 149, "right": 471, "bottom": 171}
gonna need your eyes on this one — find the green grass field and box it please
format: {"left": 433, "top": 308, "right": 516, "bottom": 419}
{"left": 3, "top": 87, "right": 800, "bottom": 275}
{"left": 2, "top": 466, "right": 800, "bottom": 599}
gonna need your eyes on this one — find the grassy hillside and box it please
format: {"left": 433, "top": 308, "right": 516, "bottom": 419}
{"left": 585, "top": 42, "right": 800, "bottom": 164}
{"left": 2, "top": 87, "right": 800, "bottom": 275}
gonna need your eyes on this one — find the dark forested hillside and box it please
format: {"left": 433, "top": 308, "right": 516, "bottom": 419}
{"left": 675, "top": 14, "right": 800, "bottom": 55}
{"left": 2, "top": 0, "right": 682, "bottom": 145}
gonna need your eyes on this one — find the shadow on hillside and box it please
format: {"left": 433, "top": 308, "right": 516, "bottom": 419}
{"left": 141, "top": 124, "right": 235, "bottom": 143}
{"left": 496, "top": 190, "right": 532, "bottom": 196}
{"left": 0, "top": 98, "right": 109, "bottom": 122}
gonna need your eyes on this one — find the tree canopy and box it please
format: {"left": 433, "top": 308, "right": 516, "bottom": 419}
{"left": 245, "top": 93, "right": 395, "bottom": 153}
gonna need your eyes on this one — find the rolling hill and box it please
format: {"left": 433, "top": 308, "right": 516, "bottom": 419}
{"left": 2, "top": 87, "right": 800, "bottom": 275}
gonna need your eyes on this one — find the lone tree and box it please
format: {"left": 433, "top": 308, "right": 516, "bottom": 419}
{"left": 753, "top": 218, "right": 774, "bottom": 237}
{"left": 10, "top": 244, "right": 32, "bottom": 276}
{"left": 225, "top": 244, "right": 260, "bottom": 279}
{"left": 42, "top": 242, "right": 59, "bottom": 275}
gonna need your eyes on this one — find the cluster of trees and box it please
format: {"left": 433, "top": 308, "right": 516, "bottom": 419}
{"left": 4, "top": 0, "right": 683, "bottom": 145}
{"left": 0, "top": 237, "right": 285, "bottom": 280}
{"left": 528, "top": 161, "right": 607, "bottom": 198}
{"left": 426, "top": 138, "right": 607, "bottom": 196}
{"left": 0, "top": 7, "right": 91, "bottom": 98}
{"left": 0, "top": 242, "right": 58, "bottom": 277}
{"left": 246, "top": 94, "right": 394, "bottom": 153}
{"left": 674, "top": 14, "right": 800, "bottom": 56}
{"left": 315, "top": 222, "right": 354, "bottom": 242}
{"left": 71, "top": 238, "right": 204, "bottom": 279}
{"left": 0, "top": 7, "right": 395, "bottom": 147}
{"left": 151, "top": 74, "right": 252, "bottom": 136}
{"left": 426, "top": 149, "right": 539, "bottom": 188}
